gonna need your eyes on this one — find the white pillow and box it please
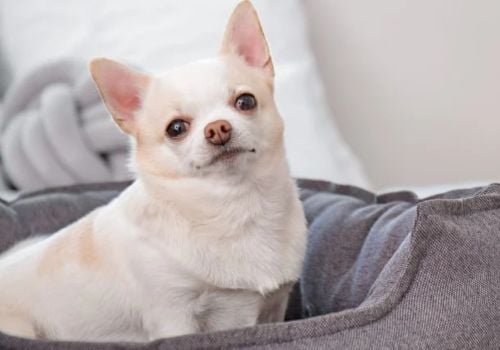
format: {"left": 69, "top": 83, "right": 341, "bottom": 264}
{"left": 0, "top": 0, "right": 369, "bottom": 186}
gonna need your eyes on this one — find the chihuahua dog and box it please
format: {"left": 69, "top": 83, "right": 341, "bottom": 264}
{"left": 0, "top": 0, "right": 306, "bottom": 342}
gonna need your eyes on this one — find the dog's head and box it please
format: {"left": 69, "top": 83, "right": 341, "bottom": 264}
{"left": 90, "top": 1, "right": 284, "bottom": 182}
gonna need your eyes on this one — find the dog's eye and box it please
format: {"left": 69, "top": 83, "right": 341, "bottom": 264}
{"left": 234, "top": 93, "right": 257, "bottom": 111}
{"left": 166, "top": 119, "right": 190, "bottom": 139}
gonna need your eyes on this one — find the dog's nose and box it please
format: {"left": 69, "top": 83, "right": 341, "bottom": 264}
{"left": 204, "top": 120, "right": 232, "bottom": 146}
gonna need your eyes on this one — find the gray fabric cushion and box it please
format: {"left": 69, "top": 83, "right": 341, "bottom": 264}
{"left": 0, "top": 180, "right": 498, "bottom": 349}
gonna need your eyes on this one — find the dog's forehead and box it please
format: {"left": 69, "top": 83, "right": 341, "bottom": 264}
{"left": 155, "top": 58, "right": 230, "bottom": 101}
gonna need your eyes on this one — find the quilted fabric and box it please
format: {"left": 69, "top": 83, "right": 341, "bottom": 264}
{"left": 0, "top": 180, "right": 498, "bottom": 349}
{"left": 0, "top": 61, "right": 130, "bottom": 191}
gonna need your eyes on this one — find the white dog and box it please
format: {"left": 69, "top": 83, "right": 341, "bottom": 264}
{"left": 0, "top": 1, "right": 307, "bottom": 342}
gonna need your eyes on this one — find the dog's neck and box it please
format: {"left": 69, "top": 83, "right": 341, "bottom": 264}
{"left": 117, "top": 147, "right": 294, "bottom": 227}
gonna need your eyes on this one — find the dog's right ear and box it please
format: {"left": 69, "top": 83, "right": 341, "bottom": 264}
{"left": 220, "top": 0, "right": 274, "bottom": 77}
{"left": 90, "top": 58, "right": 150, "bottom": 135}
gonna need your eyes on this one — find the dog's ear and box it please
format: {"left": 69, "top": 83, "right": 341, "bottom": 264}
{"left": 90, "top": 58, "right": 150, "bottom": 135}
{"left": 220, "top": 1, "right": 274, "bottom": 77}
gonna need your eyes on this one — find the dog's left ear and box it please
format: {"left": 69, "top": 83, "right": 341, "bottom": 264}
{"left": 220, "top": 0, "right": 274, "bottom": 77}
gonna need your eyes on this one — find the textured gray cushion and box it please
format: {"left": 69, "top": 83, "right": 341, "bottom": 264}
{"left": 0, "top": 180, "right": 498, "bottom": 349}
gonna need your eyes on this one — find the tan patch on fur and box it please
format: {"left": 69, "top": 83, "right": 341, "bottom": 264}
{"left": 77, "top": 217, "right": 101, "bottom": 267}
{"left": 37, "top": 212, "right": 104, "bottom": 275}
{"left": 0, "top": 309, "right": 36, "bottom": 338}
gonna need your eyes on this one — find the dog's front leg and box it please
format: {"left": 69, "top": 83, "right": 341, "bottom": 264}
{"left": 257, "top": 283, "right": 294, "bottom": 324}
{"left": 145, "top": 308, "right": 198, "bottom": 341}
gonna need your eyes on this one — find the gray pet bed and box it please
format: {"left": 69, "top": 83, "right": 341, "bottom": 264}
{"left": 0, "top": 180, "right": 498, "bottom": 349}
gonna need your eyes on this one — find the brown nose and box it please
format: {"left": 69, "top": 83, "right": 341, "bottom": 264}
{"left": 204, "top": 120, "right": 232, "bottom": 146}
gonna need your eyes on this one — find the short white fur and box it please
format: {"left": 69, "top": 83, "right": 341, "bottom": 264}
{"left": 0, "top": 0, "right": 307, "bottom": 341}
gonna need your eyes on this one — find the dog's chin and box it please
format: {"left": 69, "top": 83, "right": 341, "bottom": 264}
{"left": 209, "top": 147, "right": 256, "bottom": 166}
{"left": 191, "top": 147, "right": 257, "bottom": 176}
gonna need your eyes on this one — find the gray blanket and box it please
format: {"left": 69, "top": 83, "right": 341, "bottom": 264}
{"left": 0, "top": 180, "right": 498, "bottom": 349}
{"left": 0, "top": 60, "right": 130, "bottom": 191}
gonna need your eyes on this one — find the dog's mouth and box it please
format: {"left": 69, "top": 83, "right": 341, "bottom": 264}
{"left": 208, "top": 147, "right": 256, "bottom": 166}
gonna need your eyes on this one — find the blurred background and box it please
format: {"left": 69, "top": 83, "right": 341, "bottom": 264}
{"left": 0, "top": 0, "right": 499, "bottom": 200}
{"left": 305, "top": 0, "right": 500, "bottom": 192}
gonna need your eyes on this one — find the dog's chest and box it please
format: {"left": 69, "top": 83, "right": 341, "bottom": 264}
{"left": 128, "top": 193, "right": 293, "bottom": 292}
